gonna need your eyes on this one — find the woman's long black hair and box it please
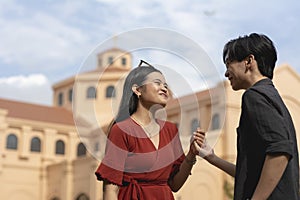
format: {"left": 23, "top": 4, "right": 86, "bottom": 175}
{"left": 106, "top": 61, "right": 161, "bottom": 135}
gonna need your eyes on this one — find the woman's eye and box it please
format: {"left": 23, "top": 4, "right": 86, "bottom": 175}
{"left": 152, "top": 80, "right": 168, "bottom": 89}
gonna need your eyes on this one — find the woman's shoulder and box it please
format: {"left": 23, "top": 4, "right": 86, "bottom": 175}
{"left": 112, "top": 118, "right": 134, "bottom": 129}
{"left": 157, "top": 119, "right": 178, "bottom": 131}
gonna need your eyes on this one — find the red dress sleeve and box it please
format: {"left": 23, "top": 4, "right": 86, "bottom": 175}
{"left": 95, "top": 124, "right": 129, "bottom": 186}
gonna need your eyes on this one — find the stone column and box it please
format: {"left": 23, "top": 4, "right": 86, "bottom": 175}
{"left": 43, "top": 128, "right": 57, "bottom": 162}
{"left": 68, "top": 131, "right": 79, "bottom": 161}
{"left": 40, "top": 165, "right": 48, "bottom": 200}
{"left": 0, "top": 109, "right": 8, "bottom": 174}
{"left": 19, "top": 125, "right": 32, "bottom": 159}
{"left": 89, "top": 159, "right": 102, "bottom": 200}
{"left": 61, "top": 160, "right": 73, "bottom": 200}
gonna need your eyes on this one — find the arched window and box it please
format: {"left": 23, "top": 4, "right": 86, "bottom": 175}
{"left": 108, "top": 56, "right": 114, "bottom": 65}
{"left": 212, "top": 113, "right": 220, "bottom": 130}
{"left": 55, "top": 140, "right": 65, "bottom": 155}
{"left": 76, "top": 193, "right": 89, "bottom": 200}
{"left": 191, "top": 118, "right": 200, "bottom": 133}
{"left": 121, "top": 57, "right": 127, "bottom": 66}
{"left": 106, "top": 86, "right": 115, "bottom": 98}
{"left": 77, "top": 142, "right": 86, "bottom": 157}
{"left": 58, "top": 92, "right": 63, "bottom": 106}
{"left": 6, "top": 134, "right": 18, "bottom": 150}
{"left": 87, "top": 86, "right": 96, "bottom": 99}
{"left": 68, "top": 89, "right": 73, "bottom": 102}
{"left": 30, "top": 137, "right": 41, "bottom": 152}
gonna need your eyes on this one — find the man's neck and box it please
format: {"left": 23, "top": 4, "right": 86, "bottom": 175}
{"left": 248, "top": 74, "right": 268, "bottom": 89}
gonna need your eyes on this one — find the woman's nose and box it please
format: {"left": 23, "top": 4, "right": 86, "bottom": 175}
{"left": 161, "top": 86, "right": 168, "bottom": 92}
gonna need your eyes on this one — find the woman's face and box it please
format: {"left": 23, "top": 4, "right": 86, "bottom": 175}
{"left": 139, "top": 71, "right": 169, "bottom": 107}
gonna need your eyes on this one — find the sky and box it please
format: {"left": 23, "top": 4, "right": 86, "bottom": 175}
{"left": 0, "top": 0, "right": 300, "bottom": 106}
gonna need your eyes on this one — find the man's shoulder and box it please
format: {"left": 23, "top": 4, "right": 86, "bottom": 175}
{"left": 244, "top": 78, "right": 276, "bottom": 99}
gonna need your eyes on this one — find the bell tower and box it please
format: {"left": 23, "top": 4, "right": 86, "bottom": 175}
{"left": 97, "top": 48, "right": 132, "bottom": 70}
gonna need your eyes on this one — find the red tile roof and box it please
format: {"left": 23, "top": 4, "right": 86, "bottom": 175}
{"left": 0, "top": 98, "right": 74, "bottom": 125}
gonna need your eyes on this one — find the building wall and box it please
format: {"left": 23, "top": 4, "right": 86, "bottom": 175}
{"left": 0, "top": 109, "right": 83, "bottom": 200}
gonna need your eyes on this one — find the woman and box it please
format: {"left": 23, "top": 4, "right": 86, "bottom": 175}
{"left": 95, "top": 60, "right": 205, "bottom": 200}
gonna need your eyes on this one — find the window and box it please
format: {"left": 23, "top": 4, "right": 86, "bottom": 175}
{"left": 6, "top": 134, "right": 18, "bottom": 150}
{"left": 76, "top": 194, "right": 89, "bottom": 200}
{"left": 87, "top": 86, "right": 96, "bottom": 99}
{"left": 77, "top": 142, "right": 86, "bottom": 157}
{"left": 68, "top": 89, "right": 73, "bottom": 102}
{"left": 108, "top": 56, "right": 113, "bottom": 65}
{"left": 122, "top": 58, "right": 127, "bottom": 66}
{"left": 55, "top": 140, "right": 65, "bottom": 155}
{"left": 106, "top": 86, "right": 115, "bottom": 98}
{"left": 212, "top": 113, "right": 220, "bottom": 130}
{"left": 58, "top": 92, "right": 64, "bottom": 106}
{"left": 30, "top": 137, "right": 41, "bottom": 152}
{"left": 51, "top": 197, "right": 60, "bottom": 200}
{"left": 191, "top": 118, "right": 200, "bottom": 133}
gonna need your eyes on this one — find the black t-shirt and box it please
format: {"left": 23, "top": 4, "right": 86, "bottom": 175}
{"left": 234, "top": 78, "right": 299, "bottom": 200}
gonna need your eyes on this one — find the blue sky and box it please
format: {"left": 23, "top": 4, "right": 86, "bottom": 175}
{"left": 0, "top": 0, "right": 300, "bottom": 105}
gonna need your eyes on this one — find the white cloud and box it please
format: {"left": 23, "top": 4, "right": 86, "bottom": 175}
{"left": 0, "top": 74, "right": 48, "bottom": 88}
{"left": 0, "top": 74, "right": 52, "bottom": 105}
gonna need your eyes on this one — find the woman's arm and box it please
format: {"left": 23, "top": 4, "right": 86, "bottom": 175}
{"left": 103, "top": 180, "right": 119, "bottom": 200}
{"left": 168, "top": 142, "right": 198, "bottom": 192}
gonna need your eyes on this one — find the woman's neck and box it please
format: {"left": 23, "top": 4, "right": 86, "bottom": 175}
{"left": 132, "top": 104, "right": 156, "bottom": 125}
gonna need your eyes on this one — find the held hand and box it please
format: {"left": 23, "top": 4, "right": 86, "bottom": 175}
{"left": 189, "top": 128, "right": 205, "bottom": 155}
{"left": 193, "top": 128, "right": 206, "bottom": 146}
{"left": 190, "top": 140, "right": 200, "bottom": 156}
{"left": 195, "top": 139, "right": 214, "bottom": 158}
{"left": 193, "top": 128, "right": 214, "bottom": 158}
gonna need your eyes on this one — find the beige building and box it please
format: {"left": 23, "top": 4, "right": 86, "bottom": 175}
{"left": 0, "top": 48, "right": 299, "bottom": 200}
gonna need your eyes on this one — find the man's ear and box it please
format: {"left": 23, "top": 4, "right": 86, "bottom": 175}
{"left": 244, "top": 55, "right": 255, "bottom": 73}
{"left": 246, "top": 54, "right": 255, "bottom": 65}
{"left": 132, "top": 84, "right": 141, "bottom": 96}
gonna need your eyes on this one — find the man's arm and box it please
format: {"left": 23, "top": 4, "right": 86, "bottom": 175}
{"left": 205, "top": 153, "right": 236, "bottom": 177}
{"left": 250, "top": 154, "right": 289, "bottom": 200}
{"left": 194, "top": 131, "right": 236, "bottom": 177}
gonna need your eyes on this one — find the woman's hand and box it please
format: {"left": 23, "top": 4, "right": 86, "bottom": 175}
{"left": 189, "top": 128, "right": 205, "bottom": 155}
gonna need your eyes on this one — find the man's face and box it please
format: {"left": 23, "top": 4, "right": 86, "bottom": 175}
{"left": 224, "top": 59, "right": 249, "bottom": 91}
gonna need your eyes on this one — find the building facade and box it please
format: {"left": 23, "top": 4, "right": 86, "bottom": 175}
{"left": 0, "top": 48, "right": 299, "bottom": 200}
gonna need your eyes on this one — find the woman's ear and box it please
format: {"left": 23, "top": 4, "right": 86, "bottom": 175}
{"left": 132, "top": 84, "right": 141, "bottom": 97}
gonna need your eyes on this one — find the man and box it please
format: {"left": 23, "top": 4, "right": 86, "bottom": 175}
{"left": 196, "top": 33, "right": 299, "bottom": 199}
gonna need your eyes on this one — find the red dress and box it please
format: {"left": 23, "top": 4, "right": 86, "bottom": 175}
{"left": 95, "top": 117, "right": 185, "bottom": 200}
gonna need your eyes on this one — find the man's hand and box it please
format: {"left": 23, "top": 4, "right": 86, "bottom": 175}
{"left": 193, "top": 128, "right": 214, "bottom": 158}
